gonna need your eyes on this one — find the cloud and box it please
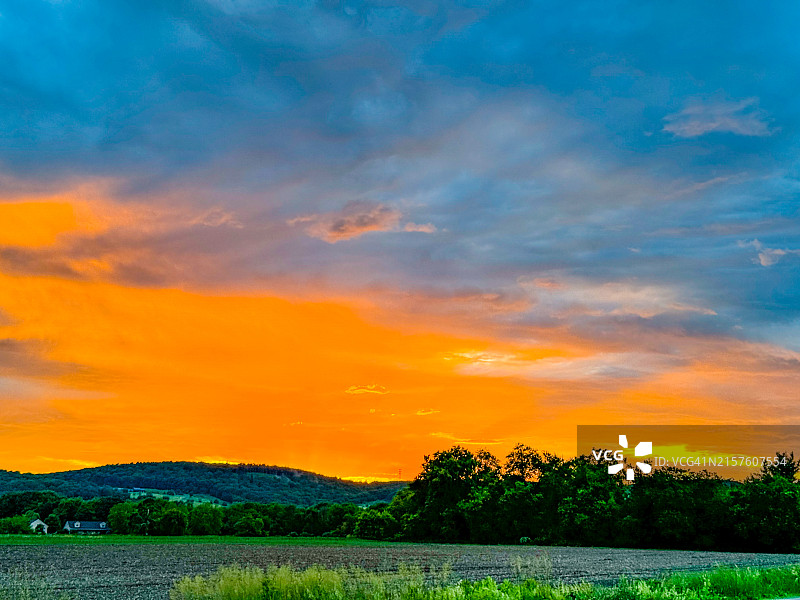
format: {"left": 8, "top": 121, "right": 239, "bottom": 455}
{"left": 289, "top": 203, "right": 403, "bottom": 243}
{"left": 663, "top": 98, "right": 773, "bottom": 138}
{"left": 345, "top": 384, "right": 389, "bottom": 395}
{"left": 2, "top": 0, "right": 800, "bottom": 475}
{"left": 416, "top": 409, "right": 440, "bottom": 416}
{"left": 739, "top": 239, "right": 800, "bottom": 267}
{"left": 404, "top": 222, "right": 437, "bottom": 233}
{"left": 189, "top": 207, "right": 243, "bottom": 229}
{"left": 457, "top": 351, "right": 684, "bottom": 382}
{"left": 447, "top": 351, "right": 518, "bottom": 364}
{"left": 518, "top": 276, "right": 716, "bottom": 319}
{"left": 0, "top": 339, "right": 72, "bottom": 379}
{"left": 0, "top": 368, "right": 108, "bottom": 425}
{"left": 0, "top": 194, "right": 278, "bottom": 287}
{"left": 288, "top": 203, "right": 436, "bottom": 244}
{"left": 431, "top": 432, "right": 502, "bottom": 445}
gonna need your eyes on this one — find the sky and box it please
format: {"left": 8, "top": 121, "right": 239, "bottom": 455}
{"left": 1, "top": 0, "right": 799, "bottom": 480}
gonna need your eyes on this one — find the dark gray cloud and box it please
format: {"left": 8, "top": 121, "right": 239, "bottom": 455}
{"left": 289, "top": 201, "right": 404, "bottom": 242}
{"left": 0, "top": 339, "right": 68, "bottom": 378}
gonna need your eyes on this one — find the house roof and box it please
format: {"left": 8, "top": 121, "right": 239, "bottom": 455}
{"left": 63, "top": 521, "right": 109, "bottom": 530}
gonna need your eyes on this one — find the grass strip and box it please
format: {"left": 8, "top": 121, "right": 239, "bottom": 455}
{"left": 170, "top": 563, "right": 800, "bottom": 600}
{"left": 0, "top": 534, "right": 388, "bottom": 546}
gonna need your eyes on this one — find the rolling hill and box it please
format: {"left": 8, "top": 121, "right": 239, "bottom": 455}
{"left": 0, "top": 462, "right": 407, "bottom": 506}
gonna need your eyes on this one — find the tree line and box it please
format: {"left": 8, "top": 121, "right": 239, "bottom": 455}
{"left": 0, "top": 461, "right": 403, "bottom": 506}
{"left": 390, "top": 445, "right": 800, "bottom": 552}
{"left": 3, "top": 444, "right": 800, "bottom": 552}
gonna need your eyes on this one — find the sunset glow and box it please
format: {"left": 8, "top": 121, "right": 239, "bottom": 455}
{"left": 1, "top": 2, "right": 799, "bottom": 480}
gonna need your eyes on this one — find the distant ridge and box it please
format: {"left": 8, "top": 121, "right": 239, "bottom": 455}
{"left": 0, "top": 461, "right": 408, "bottom": 506}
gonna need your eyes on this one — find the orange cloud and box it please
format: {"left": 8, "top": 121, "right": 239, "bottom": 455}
{"left": 0, "top": 202, "right": 80, "bottom": 247}
{"left": 345, "top": 384, "right": 389, "bottom": 395}
{"left": 416, "top": 409, "right": 440, "bottom": 416}
{"left": 403, "top": 222, "right": 437, "bottom": 233}
{"left": 2, "top": 192, "right": 799, "bottom": 481}
{"left": 0, "top": 268, "right": 571, "bottom": 477}
{"left": 2, "top": 260, "right": 799, "bottom": 479}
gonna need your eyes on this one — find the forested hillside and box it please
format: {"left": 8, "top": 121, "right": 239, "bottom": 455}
{"left": 0, "top": 462, "right": 405, "bottom": 506}
{"left": 2, "top": 446, "right": 800, "bottom": 552}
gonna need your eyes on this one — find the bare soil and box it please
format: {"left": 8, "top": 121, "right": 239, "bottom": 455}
{"left": 2, "top": 542, "right": 799, "bottom": 600}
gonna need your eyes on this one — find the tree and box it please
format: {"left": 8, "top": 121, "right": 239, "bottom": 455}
{"left": 553, "top": 457, "right": 623, "bottom": 547}
{"left": 233, "top": 514, "right": 264, "bottom": 536}
{"left": 223, "top": 503, "right": 268, "bottom": 535}
{"left": 44, "top": 513, "right": 61, "bottom": 533}
{"left": 760, "top": 451, "right": 800, "bottom": 482}
{"left": 0, "top": 516, "right": 30, "bottom": 534}
{"left": 188, "top": 504, "right": 222, "bottom": 535}
{"left": 108, "top": 503, "right": 136, "bottom": 534}
{"left": 504, "top": 444, "right": 545, "bottom": 482}
{"left": 404, "top": 446, "right": 502, "bottom": 541}
{"left": 0, "top": 491, "right": 61, "bottom": 519}
{"left": 730, "top": 475, "right": 800, "bottom": 552}
{"left": 131, "top": 498, "right": 169, "bottom": 535}
{"left": 53, "top": 498, "right": 85, "bottom": 525}
{"left": 623, "top": 467, "right": 726, "bottom": 550}
{"left": 80, "top": 496, "right": 124, "bottom": 521}
{"left": 495, "top": 480, "right": 544, "bottom": 543}
{"left": 157, "top": 508, "right": 188, "bottom": 536}
{"left": 325, "top": 503, "right": 360, "bottom": 536}
{"left": 458, "top": 479, "right": 505, "bottom": 543}
{"left": 354, "top": 510, "right": 398, "bottom": 540}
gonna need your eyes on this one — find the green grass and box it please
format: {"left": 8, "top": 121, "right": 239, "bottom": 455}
{"left": 0, "top": 534, "right": 389, "bottom": 546}
{"left": 169, "top": 564, "right": 800, "bottom": 600}
{"left": 127, "top": 488, "right": 226, "bottom": 506}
